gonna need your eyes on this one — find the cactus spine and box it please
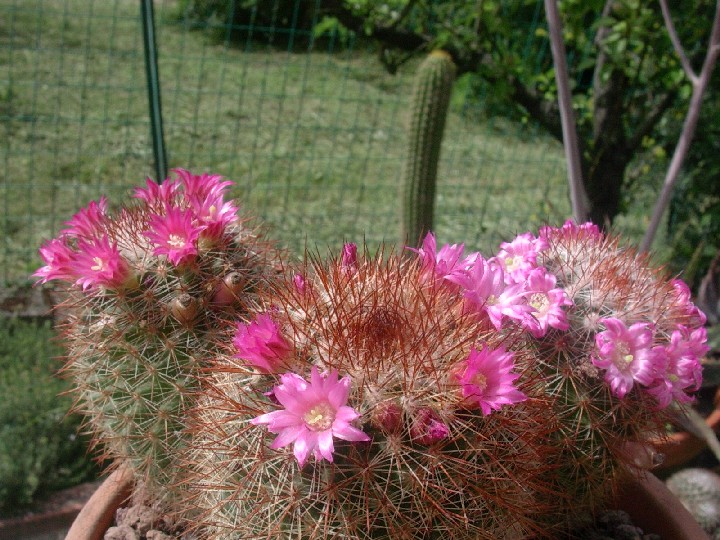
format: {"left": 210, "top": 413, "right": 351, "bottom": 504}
{"left": 401, "top": 50, "right": 455, "bottom": 248}
{"left": 180, "top": 245, "right": 560, "bottom": 539}
{"left": 35, "top": 170, "right": 282, "bottom": 503}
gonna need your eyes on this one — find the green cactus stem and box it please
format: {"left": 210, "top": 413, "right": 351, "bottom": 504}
{"left": 400, "top": 50, "right": 456, "bottom": 248}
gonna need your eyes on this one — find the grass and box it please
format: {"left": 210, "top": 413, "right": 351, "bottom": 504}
{"left": 0, "top": 0, "right": 570, "bottom": 285}
{"left": 0, "top": 317, "right": 98, "bottom": 515}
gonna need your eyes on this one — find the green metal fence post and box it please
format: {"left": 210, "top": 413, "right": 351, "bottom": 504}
{"left": 141, "top": 0, "right": 168, "bottom": 182}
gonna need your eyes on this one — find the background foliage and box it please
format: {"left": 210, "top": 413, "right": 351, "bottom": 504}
{"left": 0, "top": 317, "right": 98, "bottom": 515}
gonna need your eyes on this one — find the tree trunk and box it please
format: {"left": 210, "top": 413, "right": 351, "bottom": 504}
{"left": 583, "top": 145, "right": 630, "bottom": 228}
{"left": 583, "top": 68, "right": 630, "bottom": 228}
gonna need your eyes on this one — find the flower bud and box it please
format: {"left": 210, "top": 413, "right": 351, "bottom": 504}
{"left": 410, "top": 408, "right": 450, "bottom": 445}
{"left": 170, "top": 293, "right": 198, "bottom": 325}
{"left": 212, "top": 272, "right": 244, "bottom": 305}
{"left": 371, "top": 400, "right": 403, "bottom": 434}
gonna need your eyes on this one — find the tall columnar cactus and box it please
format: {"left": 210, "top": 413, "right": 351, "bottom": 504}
{"left": 180, "top": 245, "right": 565, "bottom": 539}
{"left": 401, "top": 50, "right": 455, "bottom": 248}
{"left": 34, "top": 169, "right": 282, "bottom": 500}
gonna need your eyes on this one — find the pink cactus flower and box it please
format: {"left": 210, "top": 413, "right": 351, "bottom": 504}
{"left": 670, "top": 279, "right": 707, "bottom": 326}
{"left": 173, "top": 168, "right": 233, "bottom": 200}
{"left": 251, "top": 367, "right": 370, "bottom": 467}
{"left": 648, "top": 326, "right": 707, "bottom": 408}
{"left": 144, "top": 208, "right": 203, "bottom": 266}
{"left": 447, "top": 256, "right": 531, "bottom": 330}
{"left": 33, "top": 238, "right": 76, "bottom": 284}
{"left": 592, "top": 318, "right": 659, "bottom": 398}
{"left": 234, "top": 314, "right": 291, "bottom": 373}
{"left": 191, "top": 192, "right": 238, "bottom": 240}
{"left": 522, "top": 267, "right": 572, "bottom": 337}
{"left": 132, "top": 177, "right": 179, "bottom": 207}
{"left": 70, "top": 235, "right": 131, "bottom": 291}
{"left": 60, "top": 196, "right": 108, "bottom": 239}
{"left": 409, "top": 232, "right": 477, "bottom": 285}
{"left": 540, "top": 220, "right": 602, "bottom": 241}
{"left": 495, "top": 232, "right": 543, "bottom": 284}
{"left": 455, "top": 347, "right": 527, "bottom": 415}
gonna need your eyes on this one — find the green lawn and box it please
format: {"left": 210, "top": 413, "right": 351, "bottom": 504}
{"left": 0, "top": 0, "right": 570, "bottom": 284}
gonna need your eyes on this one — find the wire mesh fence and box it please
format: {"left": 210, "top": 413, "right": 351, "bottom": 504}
{"left": 0, "top": 0, "right": 569, "bottom": 286}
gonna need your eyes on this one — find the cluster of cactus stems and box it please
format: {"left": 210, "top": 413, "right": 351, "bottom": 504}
{"left": 36, "top": 172, "right": 709, "bottom": 539}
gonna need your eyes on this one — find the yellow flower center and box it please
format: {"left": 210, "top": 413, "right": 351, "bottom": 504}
{"left": 304, "top": 402, "right": 335, "bottom": 431}
{"left": 471, "top": 372, "right": 488, "bottom": 391}
{"left": 167, "top": 234, "right": 187, "bottom": 248}
{"left": 91, "top": 257, "right": 106, "bottom": 272}
{"left": 529, "top": 293, "right": 549, "bottom": 312}
{"left": 615, "top": 343, "right": 634, "bottom": 367}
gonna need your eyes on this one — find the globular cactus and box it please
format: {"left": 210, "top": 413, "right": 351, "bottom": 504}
{"left": 483, "top": 221, "right": 709, "bottom": 524}
{"left": 180, "top": 244, "right": 565, "bottom": 539}
{"left": 34, "top": 169, "right": 282, "bottom": 501}
{"left": 401, "top": 50, "right": 456, "bottom": 248}
{"left": 667, "top": 468, "right": 720, "bottom": 536}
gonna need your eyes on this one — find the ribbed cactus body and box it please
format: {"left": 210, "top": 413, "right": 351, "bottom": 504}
{"left": 181, "top": 248, "right": 563, "bottom": 539}
{"left": 401, "top": 50, "right": 455, "bottom": 247}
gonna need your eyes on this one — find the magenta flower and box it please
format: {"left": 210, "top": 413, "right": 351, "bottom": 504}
{"left": 190, "top": 192, "right": 238, "bottom": 240}
{"left": 495, "top": 232, "right": 543, "bottom": 284}
{"left": 455, "top": 347, "right": 527, "bottom": 415}
{"left": 60, "top": 196, "right": 108, "bottom": 239}
{"left": 522, "top": 267, "right": 572, "bottom": 337}
{"left": 447, "top": 256, "right": 531, "bottom": 330}
{"left": 132, "top": 177, "right": 179, "bottom": 207}
{"left": 33, "top": 238, "right": 76, "bottom": 284}
{"left": 173, "top": 168, "right": 233, "bottom": 201}
{"left": 592, "top": 318, "right": 659, "bottom": 398}
{"left": 540, "top": 220, "right": 601, "bottom": 242}
{"left": 670, "top": 279, "right": 707, "bottom": 326}
{"left": 70, "top": 235, "right": 131, "bottom": 291}
{"left": 409, "top": 232, "right": 477, "bottom": 285}
{"left": 234, "top": 314, "right": 291, "bottom": 373}
{"left": 648, "top": 326, "right": 707, "bottom": 408}
{"left": 251, "top": 367, "right": 370, "bottom": 467}
{"left": 144, "top": 208, "right": 203, "bottom": 266}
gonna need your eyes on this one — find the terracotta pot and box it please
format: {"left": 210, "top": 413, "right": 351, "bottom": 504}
{"left": 652, "top": 387, "right": 720, "bottom": 471}
{"left": 615, "top": 471, "right": 709, "bottom": 539}
{"left": 66, "top": 465, "right": 708, "bottom": 539}
{"left": 65, "top": 462, "right": 134, "bottom": 540}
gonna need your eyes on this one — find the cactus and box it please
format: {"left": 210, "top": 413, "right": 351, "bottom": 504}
{"left": 488, "top": 221, "right": 709, "bottom": 525}
{"left": 401, "top": 50, "right": 455, "bottom": 248}
{"left": 34, "top": 169, "right": 282, "bottom": 501}
{"left": 667, "top": 468, "right": 720, "bottom": 536}
{"left": 179, "top": 244, "right": 566, "bottom": 539}
{"left": 37, "top": 194, "right": 709, "bottom": 537}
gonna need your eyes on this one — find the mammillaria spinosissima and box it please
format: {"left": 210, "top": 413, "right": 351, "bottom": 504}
{"left": 34, "top": 169, "right": 282, "bottom": 502}
{"left": 36, "top": 182, "right": 708, "bottom": 539}
{"left": 177, "top": 223, "right": 707, "bottom": 538}
{"left": 180, "top": 246, "right": 562, "bottom": 539}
